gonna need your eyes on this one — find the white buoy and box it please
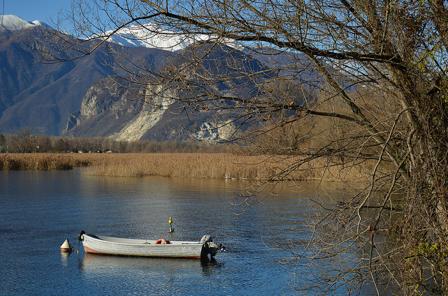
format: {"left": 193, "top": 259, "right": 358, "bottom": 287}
{"left": 60, "top": 239, "right": 72, "bottom": 253}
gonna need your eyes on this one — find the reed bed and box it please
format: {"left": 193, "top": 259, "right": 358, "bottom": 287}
{"left": 0, "top": 153, "right": 371, "bottom": 182}
{"left": 0, "top": 153, "right": 91, "bottom": 170}
{"left": 85, "top": 153, "right": 370, "bottom": 182}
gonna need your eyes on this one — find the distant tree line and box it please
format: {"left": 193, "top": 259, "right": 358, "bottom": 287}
{"left": 0, "top": 132, "right": 234, "bottom": 153}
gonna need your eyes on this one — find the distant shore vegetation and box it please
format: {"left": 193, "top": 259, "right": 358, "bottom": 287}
{"left": 0, "top": 132, "right": 234, "bottom": 154}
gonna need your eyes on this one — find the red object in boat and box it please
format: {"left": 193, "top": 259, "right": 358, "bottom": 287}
{"left": 155, "top": 238, "right": 171, "bottom": 244}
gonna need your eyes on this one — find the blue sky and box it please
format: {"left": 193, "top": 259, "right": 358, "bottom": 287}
{"left": 1, "top": 0, "right": 72, "bottom": 23}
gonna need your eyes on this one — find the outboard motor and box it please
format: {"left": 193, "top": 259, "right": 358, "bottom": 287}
{"left": 207, "top": 242, "right": 219, "bottom": 258}
{"left": 200, "top": 235, "right": 224, "bottom": 259}
{"left": 200, "top": 235, "right": 212, "bottom": 244}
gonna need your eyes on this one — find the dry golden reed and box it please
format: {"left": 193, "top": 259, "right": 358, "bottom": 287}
{"left": 0, "top": 153, "right": 370, "bottom": 182}
{"left": 0, "top": 153, "right": 90, "bottom": 170}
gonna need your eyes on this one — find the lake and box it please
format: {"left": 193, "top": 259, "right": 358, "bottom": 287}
{"left": 0, "top": 170, "right": 366, "bottom": 295}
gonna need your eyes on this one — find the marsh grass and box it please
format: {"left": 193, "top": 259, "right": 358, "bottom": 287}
{"left": 0, "top": 153, "right": 91, "bottom": 170}
{"left": 0, "top": 153, "right": 371, "bottom": 182}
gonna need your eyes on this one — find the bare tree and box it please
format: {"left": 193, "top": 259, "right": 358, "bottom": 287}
{"left": 70, "top": 0, "right": 448, "bottom": 294}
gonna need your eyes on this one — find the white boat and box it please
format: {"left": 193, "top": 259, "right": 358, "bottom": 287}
{"left": 78, "top": 231, "right": 221, "bottom": 259}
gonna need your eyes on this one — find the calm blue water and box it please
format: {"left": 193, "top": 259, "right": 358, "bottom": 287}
{"left": 0, "top": 170, "right": 363, "bottom": 295}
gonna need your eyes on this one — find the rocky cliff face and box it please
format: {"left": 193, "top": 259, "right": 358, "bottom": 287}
{"left": 66, "top": 77, "right": 238, "bottom": 142}
{"left": 193, "top": 120, "right": 236, "bottom": 142}
{"left": 65, "top": 77, "right": 146, "bottom": 137}
{"left": 66, "top": 78, "right": 179, "bottom": 141}
{"left": 113, "top": 84, "right": 175, "bottom": 141}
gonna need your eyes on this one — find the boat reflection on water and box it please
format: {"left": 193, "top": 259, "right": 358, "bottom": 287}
{"left": 79, "top": 253, "right": 222, "bottom": 276}
{"left": 199, "top": 257, "right": 221, "bottom": 276}
{"left": 60, "top": 251, "right": 70, "bottom": 267}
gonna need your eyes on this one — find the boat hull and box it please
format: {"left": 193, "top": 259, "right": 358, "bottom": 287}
{"left": 81, "top": 234, "right": 205, "bottom": 259}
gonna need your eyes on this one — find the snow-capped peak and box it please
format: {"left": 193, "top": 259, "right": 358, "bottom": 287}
{"left": 0, "top": 15, "right": 48, "bottom": 31}
{"left": 103, "top": 23, "right": 238, "bottom": 51}
{"left": 30, "top": 20, "right": 46, "bottom": 26}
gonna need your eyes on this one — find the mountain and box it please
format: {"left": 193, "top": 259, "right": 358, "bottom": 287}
{"left": 0, "top": 16, "right": 272, "bottom": 141}
{"left": 66, "top": 42, "right": 269, "bottom": 141}
{"left": 243, "top": 47, "right": 322, "bottom": 90}
{"left": 0, "top": 15, "right": 44, "bottom": 31}
{"left": 105, "top": 23, "right": 198, "bottom": 51}
{"left": 0, "top": 15, "right": 317, "bottom": 142}
{"left": 104, "top": 23, "right": 239, "bottom": 51}
{"left": 0, "top": 16, "right": 172, "bottom": 135}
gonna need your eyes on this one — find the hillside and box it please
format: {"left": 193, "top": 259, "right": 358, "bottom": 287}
{"left": 0, "top": 15, "right": 314, "bottom": 141}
